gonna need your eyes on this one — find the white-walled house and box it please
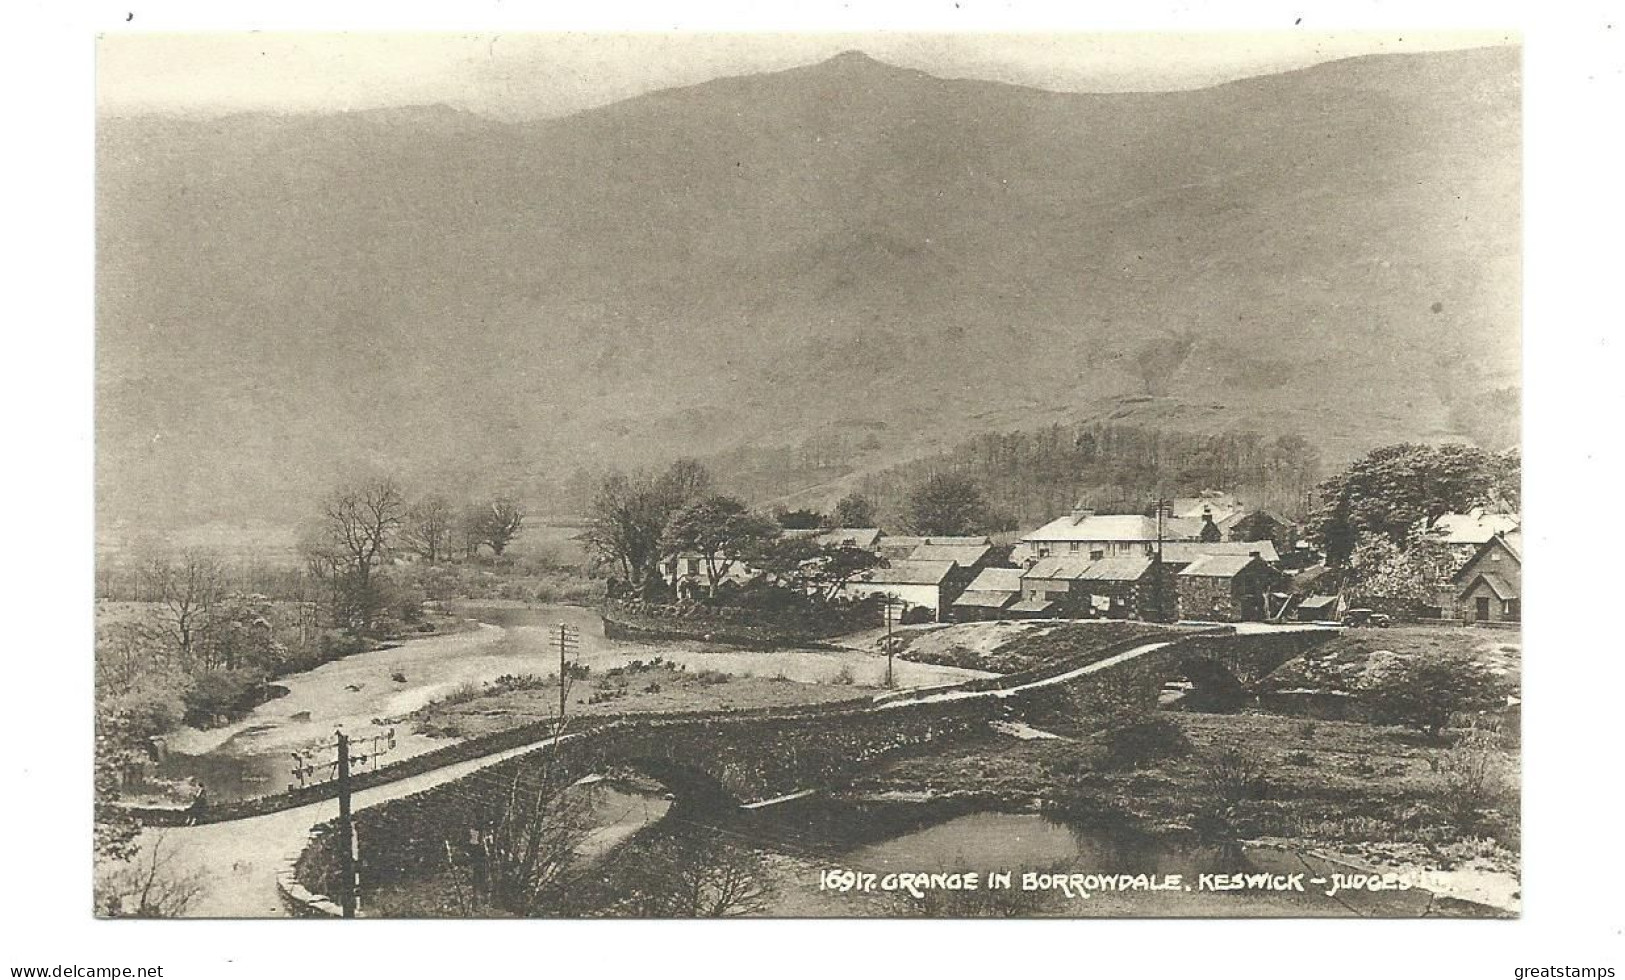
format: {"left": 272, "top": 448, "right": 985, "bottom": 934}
{"left": 838, "top": 559, "right": 960, "bottom": 621}
{"left": 1013, "top": 511, "right": 1202, "bottom": 563}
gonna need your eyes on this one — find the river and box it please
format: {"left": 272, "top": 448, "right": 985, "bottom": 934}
{"left": 153, "top": 603, "right": 990, "bottom": 802}
{"left": 686, "top": 799, "right": 1492, "bottom": 917}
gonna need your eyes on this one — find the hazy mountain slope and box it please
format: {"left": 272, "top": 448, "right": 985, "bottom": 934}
{"left": 96, "top": 47, "right": 1519, "bottom": 531}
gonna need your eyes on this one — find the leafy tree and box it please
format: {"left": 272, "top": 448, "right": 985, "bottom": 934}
{"left": 1488, "top": 448, "right": 1522, "bottom": 510}
{"left": 1344, "top": 530, "right": 1460, "bottom": 607}
{"left": 206, "top": 593, "right": 285, "bottom": 673}
{"left": 662, "top": 495, "right": 779, "bottom": 594}
{"left": 833, "top": 493, "right": 877, "bottom": 528}
{"left": 1309, "top": 444, "right": 1517, "bottom": 565}
{"left": 1360, "top": 652, "right": 1503, "bottom": 739}
{"left": 585, "top": 461, "right": 715, "bottom": 585}
{"left": 93, "top": 740, "right": 143, "bottom": 864}
{"left": 180, "top": 668, "right": 263, "bottom": 728}
{"left": 903, "top": 473, "right": 994, "bottom": 536}
{"left": 806, "top": 545, "right": 884, "bottom": 601}
{"left": 773, "top": 508, "right": 824, "bottom": 530}
{"left": 747, "top": 534, "right": 823, "bottom": 591}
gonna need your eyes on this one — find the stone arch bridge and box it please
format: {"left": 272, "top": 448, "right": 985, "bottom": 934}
{"left": 288, "top": 625, "right": 1335, "bottom": 907}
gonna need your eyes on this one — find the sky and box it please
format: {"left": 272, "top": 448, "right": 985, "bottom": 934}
{"left": 97, "top": 30, "right": 1517, "bottom": 119}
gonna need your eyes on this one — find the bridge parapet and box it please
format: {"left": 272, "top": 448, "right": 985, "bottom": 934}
{"left": 295, "top": 698, "right": 994, "bottom": 902}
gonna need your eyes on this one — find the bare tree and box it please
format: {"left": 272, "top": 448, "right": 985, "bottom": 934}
{"left": 307, "top": 477, "right": 407, "bottom": 631}
{"left": 94, "top": 832, "right": 207, "bottom": 918}
{"left": 402, "top": 495, "right": 455, "bottom": 563}
{"left": 459, "top": 503, "right": 488, "bottom": 559}
{"left": 140, "top": 551, "right": 224, "bottom": 667}
{"left": 617, "top": 834, "right": 776, "bottom": 917}
{"left": 444, "top": 721, "right": 595, "bottom": 916}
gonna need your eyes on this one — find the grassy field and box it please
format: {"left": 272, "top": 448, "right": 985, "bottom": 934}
{"left": 1264, "top": 624, "right": 1521, "bottom": 694}
{"left": 408, "top": 659, "right": 871, "bottom": 739}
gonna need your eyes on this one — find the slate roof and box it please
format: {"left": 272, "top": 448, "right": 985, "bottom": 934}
{"left": 855, "top": 559, "right": 957, "bottom": 586}
{"left": 1023, "top": 556, "right": 1096, "bottom": 581}
{"left": 909, "top": 542, "right": 995, "bottom": 566}
{"left": 1432, "top": 511, "right": 1521, "bottom": 545}
{"left": 962, "top": 567, "right": 1024, "bottom": 593}
{"left": 1009, "top": 598, "right": 1055, "bottom": 613}
{"left": 811, "top": 527, "right": 883, "bottom": 550}
{"left": 1159, "top": 540, "right": 1280, "bottom": 564}
{"left": 1459, "top": 572, "right": 1517, "bottom": 600}
{"left": 1451, "top": 531, "right": 1524, "bottom": 583}
{"left": 953, "top": 591, "right": 1019, "bottom": 609}
{"left": 1178, "top": 554, "right": 1267, "bottom": 578}
{"left": 1075, "top": 556, "right": 1155, "bottom": 582}
{"left": 1022, "top": 514, "right": 1203, "bottom": 543}
{"left": 1170, "top": 495, "right": 1244, "bottom": 521}
{"left": 879, "top": 536, "right": 990, "bottom": 560}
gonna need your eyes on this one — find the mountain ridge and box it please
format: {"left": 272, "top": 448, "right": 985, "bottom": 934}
{"left": 96, "top": 45, "right": 1520, "bottom": 533}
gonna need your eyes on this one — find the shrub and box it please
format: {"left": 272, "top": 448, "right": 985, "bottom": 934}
{"left": 1282, "top": 750, "right": 1316, "bottom": 766}
{"left": 831, "top": 664, "right": 857, "bottom": 686}
{"left": 1359, "top": 651, "right": 1504, "bottom": 739}
{"left": 438, "top": 681, "right": 487, "bottom": 706}
{"left": 100, "top": 682, "right": 186, "bottom": 742}
{"left": 180, "top": 669, "right": 264, "bottom": 728}
{"left": 1098, "top": 715, "right": 1189, "bottom": 769}
{"left": 1200, "top": 746, "right": 1270, "bottom": 805}
{"left": 899, "top": 606, "right": 933, "bottom": 626}
{"left": 1431, "top": 730, "right": 1518, "bottom": 837}
{"left": 1294, "top": 720, "right": 1320, "bottom": 740}
{"left": 692, "top": 669, "right": 732, "bottom": 686}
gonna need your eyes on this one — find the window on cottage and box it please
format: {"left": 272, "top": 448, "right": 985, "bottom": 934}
{"left": 1504, "top": 599, "right": 1520, "bottom": 620}
{"left": 1069, "top": 541, "right": 1080, "bottom": 553}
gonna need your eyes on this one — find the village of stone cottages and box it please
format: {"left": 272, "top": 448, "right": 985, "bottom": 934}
{"left": 95, "top": 441, "right": 1521, "bottom": 917}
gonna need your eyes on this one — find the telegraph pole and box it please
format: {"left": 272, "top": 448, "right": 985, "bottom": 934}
{"left": 1154, "top": 494, "right": 1169, "bottom": 622}
{"left": 557, "top": 622, "right": 581, "bottom": 718}
{"left": 335, "top": 730, "right": 358, "bottom": 918}
{"left": 883, "top": 596, "right": 898, "bottom": 688}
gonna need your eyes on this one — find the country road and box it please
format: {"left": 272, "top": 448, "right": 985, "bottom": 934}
{"left": 133, "top": 729, "right": 579, "bottom": 917}
{"left": 126, "top": 620, "right": 1331, "bottom": 916}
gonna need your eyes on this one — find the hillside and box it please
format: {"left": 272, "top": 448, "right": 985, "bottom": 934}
{"left": 96, "top": 46, "right": 1520, "bottom": 534}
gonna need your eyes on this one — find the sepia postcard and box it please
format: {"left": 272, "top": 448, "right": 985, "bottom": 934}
{"left": 93, "top": 30, "right": 1522, "bottom": 920}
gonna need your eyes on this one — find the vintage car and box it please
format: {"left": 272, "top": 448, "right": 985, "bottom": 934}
{"left": 1340, "top": 608, "right": 1392, "bottom": 628}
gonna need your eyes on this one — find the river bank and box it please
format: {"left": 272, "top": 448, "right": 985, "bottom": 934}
{"left": 143, "top": 602, "right": 990, "bottom": 804}
{"left": 836, "top": 710, "right": 1519, "bottom": 915}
